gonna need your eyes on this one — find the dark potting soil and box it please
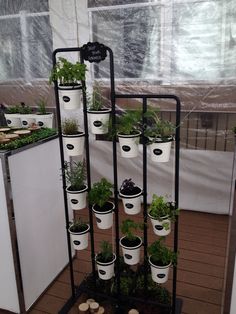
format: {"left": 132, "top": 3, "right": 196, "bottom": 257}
{"left": 93, "top": 202, "right": 113, "bottom": 212}
{"left": 70, "top": 224, "right": 88, "bottom": 233}
{"left": 121, "top": 236, "right": 141, "bottom": 247}
{"left": 120, "top": 186, "right": 141, "bottom": 196}
{"left": 67, "top": 184, "right": 87, "bottom": 192}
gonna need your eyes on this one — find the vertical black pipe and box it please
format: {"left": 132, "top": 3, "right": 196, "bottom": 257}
{"left": 107, "top": 47, "right": 120, "bottom": 297}
{"left": 80, "top": 55, "right": 96, "bottom": 280}
{"left": 142, "top": 97, "right": 148, "bottom": 292}
{"left": 172, "top": 96, "right": 181, "bottom": 314}
{"left": 52, "top": 50, "right": 75, "bottom": 297}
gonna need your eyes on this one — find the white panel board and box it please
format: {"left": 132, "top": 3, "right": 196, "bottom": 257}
{"left": 9, "top": 139, "right": 68, "bottom": 310}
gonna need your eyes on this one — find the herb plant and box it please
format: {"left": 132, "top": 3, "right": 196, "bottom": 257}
{"left": 120, "top": 219, "right": 143, "bottom": 242}
{"left": 89, "top": 178, "right": 113, "bottom": 208}
{"left": 148, "top": 194, "right": 178, "bottom": 222}
{"left": 69, "top": 218, "right": 88, "bottom": 233}
{"left": 88, "top": 83, "right": 104, "bottom": 111}
{"left": 148, "top": 239, "right": 177, "bottom": 266}
{"left": 19, "top": 104, "right": 33, "bottom": 114}
{"left": 49, "top": 57, "right": 87, "bottom": 85}
{"left": 116, "top": 110, "right": 142, "bottom": 135}
{"left": 119, "top": 178, "right": 141, "bottom": 195}
{"left": 5, "top": 104, "right": 21, "bottom": 114}
{"left": 96, "top": 240, "right": 114, "bottom": 263}
{"left": 64, "top": 160, "right": 86, "bottom": 191}
{"left": 37, "top": 99, "right": 47, "bottom": 115}
{"left": 62, "top": 118, "right": 80, "bottom": 135}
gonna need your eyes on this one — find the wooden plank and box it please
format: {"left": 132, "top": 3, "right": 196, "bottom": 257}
{"left": 180, "top": 296, "right": 222, "bottom": 314}
{"left": 34, "top": 294, "right": 66, "bottom": 314}
{"left": 46, "top": 281, "right": 71, "bottom": 300}
{"left": 178, "top": 259, "right": 225, "bottom": 278}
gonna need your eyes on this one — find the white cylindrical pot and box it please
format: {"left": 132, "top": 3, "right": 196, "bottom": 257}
{"left": 120, "top": 236, "right": 142, "bottom": 265}
{"left": 63, "top": 133, "right": 85, "bottom": 157}
{"left": 119, "top": 188, "right": 142, "bottom": 215}
{"left": 66, "top": 185, "right": 88, "bottom": 210}
{"left": 87, "top": 109, "right": 111, "bottom": 134}
{"left": 96, "top": 254, "right": 116, "bottom": 280}
{"left": 118, "top": 132, "right": 141, "bottom": 158}
{"left": 149, "top": 140, "right": 172, "bottom": 163}
{"left": 148, "top": 214, "right": 171, "bottom": 237}
{"left": 58, "top": 85, "right": 82, "bottom": 110}
{"left": 149, "top": 257, "right": 171, "bottom": 284}
{"left": 92, "top": 202, "right": 114, "bottom": 229}
{"left": 35, "top": 113, "right": 54, "bottom": 128}
{"left": 68, "top": 224, "right": 90, "bottom": 250}
{"left": 20, "top": 114, "right": 36, "bottom": 128}
{"left": 4, "top": 114, "right": 22, "bottom": 128}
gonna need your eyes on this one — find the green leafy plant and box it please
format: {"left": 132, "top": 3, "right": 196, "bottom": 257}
{"left": 69, "top": 218, "right": 88, "bottom": 233}
{"left": 37, "top": 99, "right": 47, "bottom": 115}
{"left": 62, "top": 118, "right": 80, "bottom": 135}
{"left": 148, "top": 194, "right": 179, "bottom": 223}
{"left": 88, "top": 83, "right": 105, "bottom": 111}
{"left": 19, "top": 104, "right": 33, "bottom": 114}
{"left": 96, "top": 240, "right": 114, "bottom": 263}
{"left": 144, "top": 110, "right": 175, "bottom": 141}
{"left": 88, "top": 178, "right": 113, "bottom": 208}
{"left": 116, "top": 110, "right": 142, "bottom": 135}
{"left": 148, "top": 239, "right": 177, "bottom": 266}
{"left": 63, "top": 160, "right": 86, "bottom": 191}
{"left": 49, "top": 57, "right": 87, "bottom": 85}
{"left": 120, "top": 219, "right": 143, "bottom": 242}
{"left": 5, "top": 104, "right": 21, "bottom": 114}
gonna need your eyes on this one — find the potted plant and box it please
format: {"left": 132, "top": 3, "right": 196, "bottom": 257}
{"left": 148, "top": 194, "right": 178, "bottom": 237}
{"left": 62, "top": 118, "right": 85, "bottom": 157}
{"left": 148, "top": 239, "right": 177, "bottom": 284}
{"left": 87, "top": 84, "right": 111, "bottom": 134}
{"left": 4, "top": 104, "right": 22, "bottom": 128}
{"left": 19, "top": 103, "right": 35, "bottom": 128}
{"left": 144, "top": 110, "right": 175, "bottom": 162}
{"left": 95, "top": 240, "right": 116, "bottom": 280}
{"left": 119, "top": 219, "right": 143, "bottom": 265}
{"left": 35, "top": 99, "right": 54, "bottom": 128}
{"left": 116, "top": 110, "right": 142, "bottom": 158}
{"left": 119, "top": 178, "right": 142, "bottom": 215}
{"left": 64, "top": 160, "right": 88, "bottom": 210}
{"left": 68, "top": 218, "right": 90, "bottom": 250}
{"left": 89, "top": 178, "right": 114, "bottom": 229}
{"left": 49, "top": 57, "right": 87, "bottom": 110}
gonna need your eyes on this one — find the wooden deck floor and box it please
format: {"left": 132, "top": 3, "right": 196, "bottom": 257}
{"left": 28, "top": 210, "right": 229, "bottom": 314}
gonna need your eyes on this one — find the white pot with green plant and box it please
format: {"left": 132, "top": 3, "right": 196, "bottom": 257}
{"left": 68, "top": 218, "right": 90, "bottom": 250}
{"left": 62, "top": 118, "right": 85, "bottom": 157}
{"left": 89, "top": 178, "right": 114, "bottom": 229}
{"left": 87, "top": 84, "right": 111, "bottom": 134}
{"left": 116, "top": 110, "right": 142, "bottom": 158}
{"left": 119, "top": 178, "right": 142, "bottom": 215}
{"left": 119, "top": 219, "right": 143, "bottom": 265}
{"left": 145, "top": 110, "right": 175, "bottom": 163}
{"left": 95, "top": 241, "right": 116, "bottom": 280}
{"left": 19, "top": 104, "right": 36, "bottom": 128}
{"left": 4, "top": 105, "right": 22, "bottom": 128}
{"left": 35, "top": 99, "right": 54, "bottom": 128}
{"left": 64, "top": 160, "right": 88, "bottom": 210}
{"left": 148, "top": 195, "right": 178, "bottom": 237}
{"left": 148, "top": 239, "right": 177, "bottom": 284}
{"left": 50, "top": 57, "right": 87, "bottom": 110}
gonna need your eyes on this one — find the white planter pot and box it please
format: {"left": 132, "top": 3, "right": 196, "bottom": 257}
{"left": 120, "top": 236, "right": 142, "bottom": 265}
{"left": 96, "top": 254, "right": 116, "bottom": 280}
{"left": 92, "top": 201, "right": 114, "bottom": 229}
{"left": 87, "top": 109, "right": 111, "bottom": 134}
{"left": 4, "top": 114, "right": 22, "bottom": 128}
{"left": 66, "top": 185, "right": 88, "bottom": 210}
{"left": 148, "top": 214, "right": 171, "bottom": 237}
{"left": 68, "top": 224, "right": 90, "bottom": 251}
{"left": 63, "top": 132, "right": 85, "bottom": 157}
{"left": 20, "top": 114, "right": 36, "bottom": 128}
{"left": 58, "top": 85, "right": 82, "bottom": 110}
{"left": 119, "top": 187, "right": 142, "bottom": 215}
{"left": 35, "top": 113, "right": 54, "bottom": 128}
{"left": 118, "top": 132, "right": 141, "bottom": 158}
{"left": 149, "top": 139, "right": 173, "bottom": 163}
{"left": 149, "top": 257, "right": 171, "bottom": 284}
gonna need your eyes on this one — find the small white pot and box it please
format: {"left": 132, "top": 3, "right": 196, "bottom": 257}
{"left": 35, "top": 113, "right": 54, "bottom": 128}
{"left": 149, "top": 257, "right": 171, "bottom": 284}
{"left": 118, "top": 132, "right": 141, "bottom": 158}
{"left": 148, "top": 214, "right": 171, "bottom": 237}
{"left": 68, "top": 224, "right": 90, "bottom": 251}
{"left": 149, "top": 139, "right": 173, "bottom": 163}
{"left": 92, "top": 201, "right": 114, "bottom": 229}
{"left": 119, "top": 187, "right": 142, "bottom": 215}
{"left": 66, "top": 185, "right": 88, "bottom": 210}
{"left": 63, "top": 132, "right": 85, "bottom": 157}
{"left": 120, "top": 236, "right": 142, "bottom": 265}
{"left": 20, "top": 114, "right": 36, "bottom": 128}
{"left": 5, "top": 114, "right": 22, "bottom": 128}
{"left": 87, "top": 109, "right": 111, "bottom": 134}
{"left": 96, "top": 254, "right": 116, "bottom": 280}
{"left": 58, "top": 85, "right": 82, "bottom": 110}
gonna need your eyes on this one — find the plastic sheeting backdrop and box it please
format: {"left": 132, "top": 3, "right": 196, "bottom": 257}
{"left": 0, "top": 0, "right": 235, "bottom": 213}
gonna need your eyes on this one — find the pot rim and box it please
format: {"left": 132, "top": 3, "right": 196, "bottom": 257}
{"left": 149, "top": 256, "right": 171, "bottom": 269}
{"left": 66, "top": 184, "right": 88, "bottom": 194}
{"left": 62, "top": 132, "right": 85, "bottom": 138}
{"left": 92, "top": 201, "right": 115, "bottom": 214}
{"left": 95, "top": 253, "right": 116, "bottom": 266}
{"left": 117, "top": 131, "right": 141, "bottom": 138}
{"left": 119, "top": 187, "right": 142, "bottom": 199}
{"left": 87, "top": 108, "right": 111, "bottom": 114}
{"left": 148, "top": 213, "right": 170, "bottom": 221}
{"left": 68, "top": 223, "right": 90, "bottom": 235}
{"left": 119, "top": 236, "right": 142, "bottom": 250}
